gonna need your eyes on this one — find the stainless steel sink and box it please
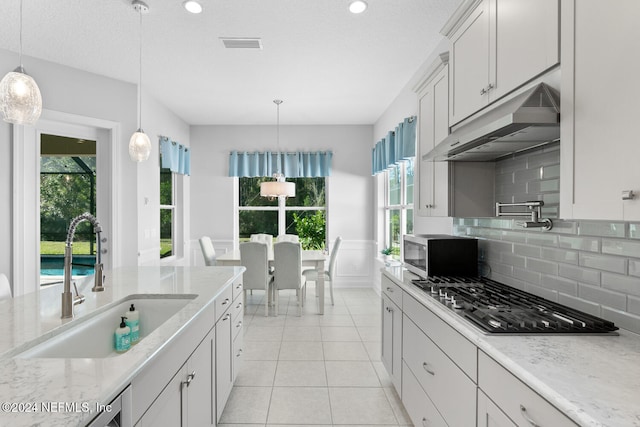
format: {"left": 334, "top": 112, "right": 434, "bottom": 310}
{"left": 17, "top": 294, "right": 196, "bottom": 358}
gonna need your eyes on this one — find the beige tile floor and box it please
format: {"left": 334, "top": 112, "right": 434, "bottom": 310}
{"left": 218, "top": 287, "right": 413, "bottom": 427}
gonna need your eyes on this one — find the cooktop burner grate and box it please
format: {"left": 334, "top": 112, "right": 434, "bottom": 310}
{"left": 411, "top": 276, "right": 618, "bottom": 334}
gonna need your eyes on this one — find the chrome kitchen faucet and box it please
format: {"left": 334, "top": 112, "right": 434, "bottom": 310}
{"left": 61, "top": 212, "right": 106, "bottom": 319}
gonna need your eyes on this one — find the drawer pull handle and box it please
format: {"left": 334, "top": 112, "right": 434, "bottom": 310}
{"left": 236, "top": 302, "right": 243, "bottom": 309}
{"left": 422, "top": 417, "right": 430, "bottom": 426}
{"left": 222, "top": 298, "right": 230, "bottom": 305}
{"left": 236, "top": 321, "right": 243, "bottom": 328}
{"left": 223, "top": 313, "right": 231, "bottom": 321}
{"left": 385, "top": 306, "right": 393, "bottom": 313}
{"left": 236, "top": 283, "right": 242, "bottom": 289}
{"left": 182, "top": 370, "right": 196, "bottom": 387}
{"left": 386, "top": 287, "right": 394, "bottom": 292}
{"left": 520, "top": 405, "right": 541, "bottom": 427}
{"left": 422, "top": 362, "right": 435, "bottom": 375}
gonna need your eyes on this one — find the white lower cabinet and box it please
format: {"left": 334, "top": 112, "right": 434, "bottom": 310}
{"left": 137, "top": 328, "right": 214, "bottom": 427}
{"left": 478, "top": 390, "right": 516, "bottom": 427}
{"left": 401, "top": 361, "right": 448, "bottom": 427}
{"left": 132, "top": 276, "right": 243, "bottom": 427}
{"left": 478, "top": 351, "right": 578, "bottom": 427}
{"left": 216, "top": 310, "right": 233, "bottom": 422}
{"left": 381, "top": 293, "right": 402, "bottom": 394}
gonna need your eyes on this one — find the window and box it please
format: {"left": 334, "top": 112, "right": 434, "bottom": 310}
{"left": 383, "top": 159, "right": 414, "bottom": 256}
{"left": 160, "top": 167, "right": 175, "bottom": 258}
{"left": 238, "top": 177, "right": 327, "bottom": 249}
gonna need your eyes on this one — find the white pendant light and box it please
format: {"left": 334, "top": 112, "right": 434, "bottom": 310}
{"left": 260, "top": 100, "right": 296, "bottom": 199}
{"left": 0, "top": 0, "right": 42, "bottom": 125}
{"left": 129, "top": 0, "right": 152, "bottom": 162}
{"left": 349, "top": 0, "right": 368, "bottom": 14}
{"left": 183, "top": 0, "right": 203, "bottom": 14}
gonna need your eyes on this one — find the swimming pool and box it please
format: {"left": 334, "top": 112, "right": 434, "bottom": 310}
{"left": 40, "top": 255, "right": 95, "bottom": 276}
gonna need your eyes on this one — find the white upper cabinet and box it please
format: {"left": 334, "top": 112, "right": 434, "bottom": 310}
{"left": 414, "top": 54, "right": 451, "bottom": 217}
{"left": 561, "top": 0, "right": 640, "bottom": 220}
{"left": 444, "top": 0, "right": 559, "bottom": 126}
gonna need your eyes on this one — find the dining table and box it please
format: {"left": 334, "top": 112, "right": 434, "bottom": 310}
{"left": 216, "top": 249, "right": 328, "bottom": 314}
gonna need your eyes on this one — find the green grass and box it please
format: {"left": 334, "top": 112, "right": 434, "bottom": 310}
{"left": 40, "top": 241, "right": 94, "bottom": 255}
{"left": 160, "top": 239, "right": 173, "bottom": 258}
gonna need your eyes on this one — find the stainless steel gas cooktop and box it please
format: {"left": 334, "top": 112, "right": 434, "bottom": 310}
{"left": 411, "top": 276, "right": 619, "bottom": 335}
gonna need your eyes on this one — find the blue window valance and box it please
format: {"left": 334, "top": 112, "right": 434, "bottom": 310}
{"left": 372, "top": 116, "right": 416, "bottom": 175}
{"left": 160, "top": 136, "right": 190, "bottom": 176}
{"left": 229, "top": 151, "right": 333, "bottom": 178}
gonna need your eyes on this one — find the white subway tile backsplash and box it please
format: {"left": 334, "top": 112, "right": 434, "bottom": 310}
{"left": 542, "top": 164, "right": 560, "bottom": 179}
{"left": 579, "top": 221, "right": 627, "bottom": 238}
{"left": 540, "top": 247, "right": 579, "bottom": 264}
{"left": 541, "top": 274, "right": 578, "bottom": 295}
{"left": 501, "top": 252, "right": 526, "bottom": 268}
{"left": 524, "top": 284, "right": 558, "bottom": 301}
{"left": 629, "top": 260, "right": 640, "bottom": 278}
{"left": 558, "top": 293, "right": 601, "bottom": 317}
{"left": 558, "top": 264, "right": 601, "bottom": 286}
{"left": 558, "top": 236, "right": 600, "bottom": 252}
{"left": 628, "top": 296, "right": 640, "bottom": 316}
{"left": 526, "top": 232, "right": 558, "bottom": 247}
{"left": 527, "top": 258, "right": 559, "bottom": 275}
{"left": 601, "top": 273, "right": 640, "bottom": 298}
{"left": 579, "top": 253, "right": 627, "bottom": 274}
{"left": 601, "top": 307, "right": 640, "bottom": 335}
{"left": 602, "top": 238, "right": 640, "bottom": 258}
{"left": 578, "top": 283, "right": 627, "bottom": 311}
{"left": 514, "top": 244, "right": 542, "bottom": 258}
{"left": 513, "top": 267, "right": 541, "bottom": 285}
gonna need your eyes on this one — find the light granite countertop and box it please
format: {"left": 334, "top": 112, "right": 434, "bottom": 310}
{"left": 0, "top": 266, "right": 244, "bottom": 427}
{"left": 383, "top": 266, "right": 640, "bottom": 427}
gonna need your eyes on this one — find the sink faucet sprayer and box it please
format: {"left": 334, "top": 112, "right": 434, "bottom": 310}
{"left": 61, "top": 212, "right": 106, "bottom": 319}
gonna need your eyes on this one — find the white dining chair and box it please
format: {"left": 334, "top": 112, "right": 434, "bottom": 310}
{"left": 0, "top": 273, "right": 12, "bottom": 301}
{"left": 303, "top": 236, "right": 342, "bottom": 306}
{"left": 198, "top": 236, "right": 217, "bottom": 266}
{"left": 240, "top": 242, "right": 273, "bottom": 316}
{"left": 273, "top": 241, "right": 307, "bottom": 316}
{"left": 277, "top": 234, "right": 299, "bottom": 243}
{"left": 250, "top": 233, "right": 274, "bottom": 260}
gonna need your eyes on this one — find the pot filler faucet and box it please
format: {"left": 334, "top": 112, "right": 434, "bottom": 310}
{"left": 61, "top": 212, "right": 106, "bottom": 319}
{"left": 495, "top": 201, "right": 553, "bottom": 231}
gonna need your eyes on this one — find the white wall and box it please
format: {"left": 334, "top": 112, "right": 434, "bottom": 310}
{"left": 0, "top": 48, "right": 189, "bottom": 290}
{"left": 189, "top": 124, "right": 376, "bottom": 286}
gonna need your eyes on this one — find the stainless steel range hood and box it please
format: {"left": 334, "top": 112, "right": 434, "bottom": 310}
{"left": 423, "top": 83, "right": 560, "bottom": 162}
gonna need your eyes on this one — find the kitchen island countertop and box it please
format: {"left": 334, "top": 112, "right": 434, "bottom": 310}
{"left": 0, "top": 266, "right": 244, "bottom": 427}
{"left": 383, "top": 266, "right": 640, "bottom": 427}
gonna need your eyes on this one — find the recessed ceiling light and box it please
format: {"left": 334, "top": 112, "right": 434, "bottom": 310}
{"left": 349, "top": 0, "right": 368, "bottom": 14}
{"left": 183, "top": 0, "right": 203, "bottom": 14}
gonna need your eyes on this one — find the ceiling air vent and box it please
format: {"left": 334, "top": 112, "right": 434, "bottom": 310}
{"left": 220, "top": 37, "right": 263, "bottom": 49}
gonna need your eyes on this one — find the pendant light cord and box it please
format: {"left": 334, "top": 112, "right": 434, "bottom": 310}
{"left": 18, "top": 0, "right": 23, "bottom": 67}
{"left": 138, "top": 8, "right": 143, "bottom": 129}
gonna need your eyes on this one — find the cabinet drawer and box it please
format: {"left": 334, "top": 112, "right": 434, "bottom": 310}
{"left": 232, "top": 329, "right": 244, "bottom": 382}
{"left": 479, "top": 351, "right": 578, "bottom": 427}
{"left": 381, "top": 274, "right": 402, "bottom": 308}
{"left": 231, "top": 297, "right": 244, "bottom": 340}
{"left": 232, "top": 276, "right": 243, "bottom": 302}
{"left": 403, "top": 316, "right": 476, "bottom": 427}
{"left": 403, "top": 293, "right": 477, "bottom": 379}
{"left": 215, "top": 284, "right": 233, "bottom": 322}
{"left": 401, "top": 361, "right": 448, "bottom": 427}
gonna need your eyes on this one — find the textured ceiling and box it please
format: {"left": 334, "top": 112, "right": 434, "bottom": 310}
{"left": 0, "top": 0, "right": 461, "bottom": 125}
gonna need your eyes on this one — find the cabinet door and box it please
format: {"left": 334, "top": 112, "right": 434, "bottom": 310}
{"left": 215, "top": 311, "right": 233, "bottom": 422}
{"left": 186, "top": 329, "right": 214, "bottom": 427}
{"left": 401, "top": 362, "right": 448, "bottom": 427}
{"left": 137, "top": 367, "right": 185, "bottom": 427}
{"left": 381, "top": 295, "right": 402, "bottom": 394}
{"left": 449, "top": 0, "right": 490, "bottom": 125}
{"left": 478, "top": 390, "right": 516, "bottom": 427}
{"left": 562, "top": 0, "right": 640, "bottom": 220}
{"left": 491, "top": 0, "right": 559, "bottom": 101}
{"left": 417, "top": 85, "right": 435, "bottom": 217}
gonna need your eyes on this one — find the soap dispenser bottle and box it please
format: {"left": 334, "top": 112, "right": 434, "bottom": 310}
{"left": 126, "top": 303, "right": 140, "bottom": 344}
{"left": 115, "top": 316, "right": 131, "bottom": 353}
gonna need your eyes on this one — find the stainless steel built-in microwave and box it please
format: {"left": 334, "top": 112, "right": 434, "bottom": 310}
{"left": 402, "top": 234, "right": 478, "bottom": 279}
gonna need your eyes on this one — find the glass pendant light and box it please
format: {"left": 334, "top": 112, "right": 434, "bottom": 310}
{"left": 260, "top": 100, "right": 296, "bottom": 199}
{"left": 129, "top": 0, "right": 152, "bottom": 162}
{"left": 0, "top": 0, "right": 42, "bottom": 125}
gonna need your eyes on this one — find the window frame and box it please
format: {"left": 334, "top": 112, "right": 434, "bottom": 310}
{"left": 382, "top": 159, "right": 414, "bottom": 257}
{"left": 237, "top": 177, "right": 328, "bottom": 244}
{"left": 160, "top": 167, "right": 176, "bottom": 260}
